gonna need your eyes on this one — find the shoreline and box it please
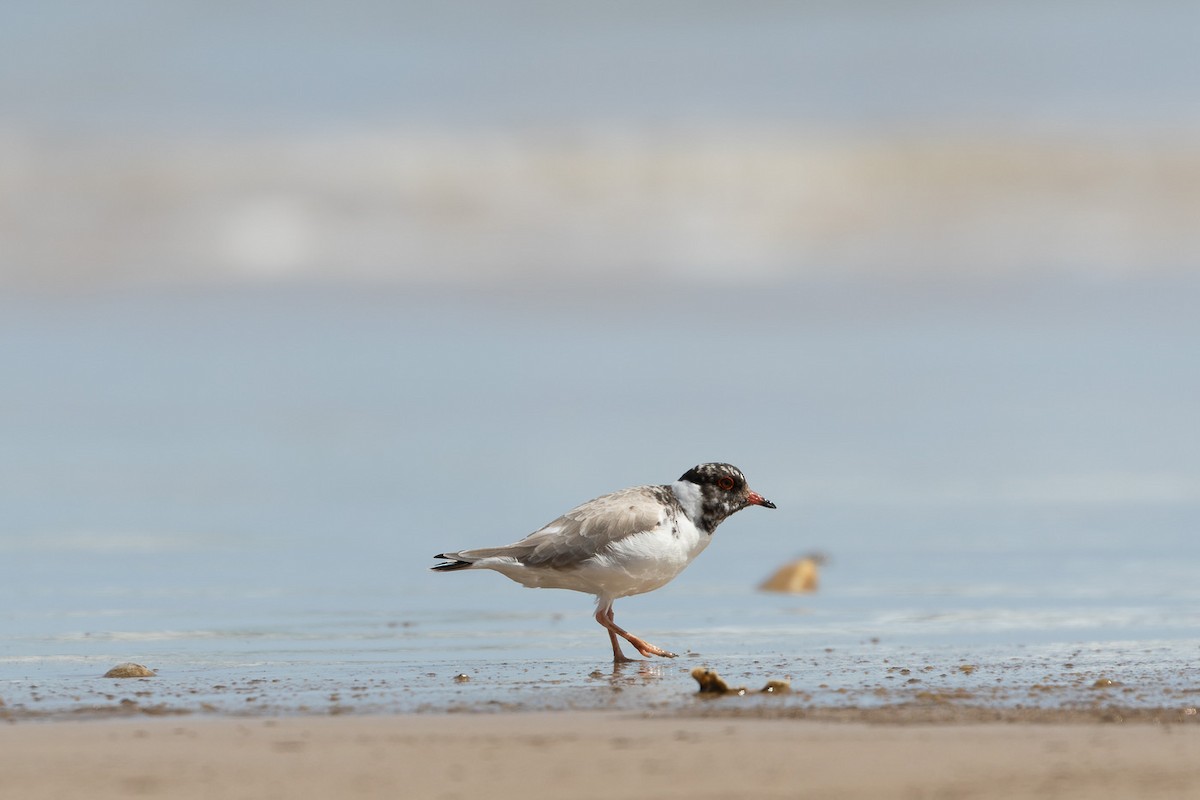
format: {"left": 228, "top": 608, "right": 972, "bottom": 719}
{"left": 5, "top": 701, "right": 1200, "bottom": 727}
{"left": 4, "top": 646, "right": 1197, "bottom": 724}
{"left": 3, "top": 710, "right": 1199, "bottom": 800}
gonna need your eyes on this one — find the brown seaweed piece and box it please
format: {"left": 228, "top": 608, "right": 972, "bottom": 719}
{"left": 759, "top": 555, "right": 825, "bottom": 593}
{"left": 691, "top": 667, "right": 791, "bottom": 696}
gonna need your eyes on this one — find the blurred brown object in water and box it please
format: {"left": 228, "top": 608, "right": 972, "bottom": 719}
{"left": 759, "top": 554, "right": 826, "bottom": 594}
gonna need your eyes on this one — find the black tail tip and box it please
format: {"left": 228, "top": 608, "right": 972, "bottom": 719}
{"left": 431, "top": 557, "right": 472, "bottom": 572}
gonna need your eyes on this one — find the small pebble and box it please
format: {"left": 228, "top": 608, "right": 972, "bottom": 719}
{"left": 104, "top": 663, "right": 156, "bottom": 679}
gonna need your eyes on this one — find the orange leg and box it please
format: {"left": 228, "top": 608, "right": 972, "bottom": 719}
{"left": 603, "top": 609, "right": 635, "bottom": 664}
{"left": 594, "top": 602, "right": 677, "bottom": 662}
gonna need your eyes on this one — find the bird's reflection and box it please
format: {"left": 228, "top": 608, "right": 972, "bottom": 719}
{"left": 599, "top": 659, "right": 667, "bottom": 684}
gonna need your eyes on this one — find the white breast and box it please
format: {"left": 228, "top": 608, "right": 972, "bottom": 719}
{"left": 576, "top": 510, "right": 709, "bottom": 600}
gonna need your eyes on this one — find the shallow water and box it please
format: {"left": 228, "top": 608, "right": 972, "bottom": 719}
{"left": 1, "top": 282, "right": 1198, "bottom": 718}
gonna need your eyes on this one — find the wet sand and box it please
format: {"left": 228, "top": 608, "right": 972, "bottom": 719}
{"left": 3, "top": 710, "right": 1199, "bottom": 800}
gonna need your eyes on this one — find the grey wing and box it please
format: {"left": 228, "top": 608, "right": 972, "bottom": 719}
{"left": 449, "top": 487, "right": 669, "bottom": 569}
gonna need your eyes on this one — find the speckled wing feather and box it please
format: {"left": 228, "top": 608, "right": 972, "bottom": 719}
{"left": 447, "top": 486, "right": 677, "bottom": 569}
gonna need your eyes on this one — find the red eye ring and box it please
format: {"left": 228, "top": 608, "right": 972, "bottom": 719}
{"left": 717, "top": 476, "right": 735, "bottom": 491}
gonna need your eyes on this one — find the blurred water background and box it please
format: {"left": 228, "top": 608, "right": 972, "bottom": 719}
{"left": 1, "top": 1, "right": 1198, "bottom": 714}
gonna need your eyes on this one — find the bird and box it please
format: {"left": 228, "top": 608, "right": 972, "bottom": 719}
{"left": 431, "top": 462, "right": 776, "bottom": 663}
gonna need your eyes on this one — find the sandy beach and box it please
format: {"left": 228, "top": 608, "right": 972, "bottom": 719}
{"left": 1, "top": 711, "right": 1197, "bottom": 800}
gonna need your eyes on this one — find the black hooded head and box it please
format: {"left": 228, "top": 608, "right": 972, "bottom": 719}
{"left": 677, "top": 462, "right": 776, "bottom": 533}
